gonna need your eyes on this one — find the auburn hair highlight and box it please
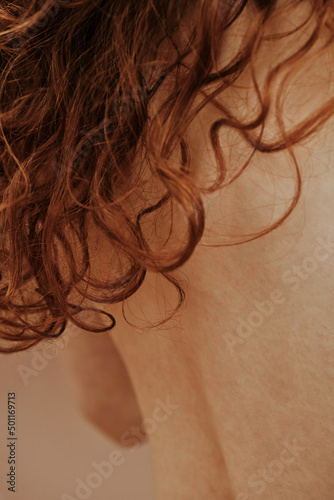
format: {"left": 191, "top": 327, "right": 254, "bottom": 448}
{"left": 0, "top": 0, "right": 333, "bottom": 351}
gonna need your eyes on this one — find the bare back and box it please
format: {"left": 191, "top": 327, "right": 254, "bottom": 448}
{"left": 96, "top": 3, "right": 334, "bottom": 498}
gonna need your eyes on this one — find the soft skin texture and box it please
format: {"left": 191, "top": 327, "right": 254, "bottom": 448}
{"left": 57, "top": 310, "right": 146, "bottom": 447}
{"left": 58, "top": 2, "right": 334, "bottom": 499}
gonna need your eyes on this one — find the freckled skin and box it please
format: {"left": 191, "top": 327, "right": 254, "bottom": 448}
{"left": 58, "top": 2, "right": 334, "bottom": 499}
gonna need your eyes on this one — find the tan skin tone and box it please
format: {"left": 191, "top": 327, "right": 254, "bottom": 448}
{"left": 58, "top": 2, "right": 334, "bottom": 499}
{"left": 57, "top": 313, "right": 147, "bottom": 448}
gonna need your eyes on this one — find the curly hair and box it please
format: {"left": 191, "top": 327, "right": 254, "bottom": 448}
{"left": 0, "top": 0, "right": 333, "bottom": 352}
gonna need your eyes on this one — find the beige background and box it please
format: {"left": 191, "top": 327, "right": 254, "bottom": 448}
{"left": 0, "top": 342, "right": 155, "bottom": 500}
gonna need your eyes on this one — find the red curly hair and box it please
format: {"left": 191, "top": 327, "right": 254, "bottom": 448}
{"left": 0, "top": 0, "right": 333, "bottom": 351}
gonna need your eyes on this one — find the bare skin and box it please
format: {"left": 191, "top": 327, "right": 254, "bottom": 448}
{"left": 58, "top": 2, "right": 334, "bottom": 499}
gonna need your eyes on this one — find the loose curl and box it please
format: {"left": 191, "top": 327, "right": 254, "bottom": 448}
{"left": 0, "top": 0, "right": 333, "bottom": 352}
